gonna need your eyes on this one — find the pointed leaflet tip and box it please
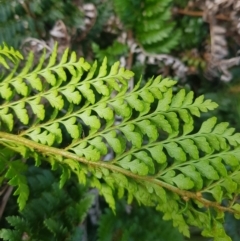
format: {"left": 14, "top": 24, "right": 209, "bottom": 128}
{"left": 97, "top": 57, "right": 107, "bottom": 78}
{"left": 199, "top": 117, "right": 217, "bottom": 134}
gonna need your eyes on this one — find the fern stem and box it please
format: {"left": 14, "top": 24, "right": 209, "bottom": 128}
{"left": 0, "top": 131, "right": 238, "bottom": 215}
{"left": 174, "top": 8, "right": 230, "bottom": 21}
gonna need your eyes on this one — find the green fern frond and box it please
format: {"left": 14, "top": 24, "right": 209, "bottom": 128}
{"left": 0, "top": 150, "right": 29, "bottom": 210}
{"left": 0, "top": 0, "right": 84, "bottom": 48}
{"left": 1, "top": 44, "right": 240, "bottom": 240}
{"left": 135, "top": 0, "right": 181, "bottom": 53}
{"left": 97, "top": 204, "right": 184, "bottom": 241}
{"left": 0, "top": 229, "right": 21, "bottom": 241}
{"left": 0, "top": 44, "right": 23, "bottom": 69}
{"left": 0, "top": 167, "right": 94, "bottom": 241}
{"left": 92, "top": 41, "right": 129, "bottom": 66}
{"left": 113, "top": 0, "right": 181, "bottom": 53}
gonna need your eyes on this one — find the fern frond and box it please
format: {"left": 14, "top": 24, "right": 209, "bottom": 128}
{"left": 0, "top": 229, "right": 21, "bottom": 241}
{"left": 0, "top": 44, "right": 23, "bottom": 69}
{"left": 1, "top": 44, "right": 240, "bottom": 240}
{"left": 0, "top": 0, "right": 84, "bottom": 48}
{"left": 113, "top": 0, "right": 181, "bottom": 53}
{"left": 0, "top": 167, "right": 94, "bottom": 241}
{"left": 0, "top": 150, "right": 29, "bottom": 210}
{"left": 97, "top": 204, "right": 184, "bottom": 241}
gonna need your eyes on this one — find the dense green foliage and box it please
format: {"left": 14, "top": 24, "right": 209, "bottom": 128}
{"left": 1, "top": 0, "right": 240, "bottom": 241}
{"left": 0, "top": 0, "right": 83, "bottom": 47}
{"left": 0, "top": 42, "right": 240, "bottom": 241}
{"left": 0, "top": 167, "right": 95, "bottom": 241}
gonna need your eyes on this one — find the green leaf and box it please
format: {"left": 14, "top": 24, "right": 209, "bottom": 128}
{"left": 97, "top": 57, "right": 107, "bottom": 78}
{"left": 11, "top": 78, "right": 28, "bottom": 96}
{"left": 178, "top": 165, "right": 203, "bottom": 190}
{"left": 0, "top": 108, "right": 14, "bottom": 131}
{"left": 92, "top": 80, "right": 110, "bottom": 96}
{"left": 207, "top": 186, "right": 223, "bottom": 203}
{"left": 220, "top": 177, "right": 237, "bottom": 193}
{"left": 178, "top": 139, "right": 199, "bottom": 159}
{"left": 188, "top": 106, "right": 200, "bottom": 117}
{"left": 232, "top": 204, "right": 240, "bottom": 219}
{"left": 79, "top": 110, "right": 101, "bottom": 134}
{"left": 0, "top": 229, "right": 20, "bottom": 240}
{"left": 133, "top": 151, "right": 155, "bottom": 174}
{"left": 44, "top": 123, "right": 62, "bottom": 144}
{"left": 125, "top": 93, "right": 144, "bottom": 111}
{"left": 148, "top": 145, "right": 167, "bottom": 164}
{"left": 59, "top": 47, "right": 69, "bottom": 64}
{"left": 27, "top": 128, "right": 55, "bottom": 146}
{"left": 88, "top": 137, "right": 108, "bottom": 155}
{"left": 160, "top": 170, "right": 176, "bottom": 183}
{"left": 0, "top": 55, "right": 10, "bottom": 68}
{"left": 151, "top": 183, "right": 167, "bottom": 201}
{"left": 85, "top": 61, "right": 97, "bottom": 81}
{"left": 211, "top": 157, "right": 227, "bottom": 177}
{"left": 139, "top": 89, "right": 154, "bottom": 103}
{"left": 67, "top": 65, "right": 77, "bottom": 77}
{"left": 110, "top": 98, "right": 132, "bottom": 118}
{"left": 194, "top": 160, "right": 219, "bottom": 180}
{"left": 47, "top": 43, "right": 58, "bottom": 67}
{"left": 178, "top": 109, "right": 190, "bottom": 123}
{"left": 136, "top": 120, "right": 158, "bottom": 142}
{"left": 44, "top": 90, "right": 64, "bottom": 109}
{"left": 44, "top": 218, "right": 59, "bottom": 234}
{"left": 61, "top": 85, "right": 81, "bottom": 104}
{"left": 171, "top": 89, "right": 186, "bottom": 108}
{"left": 72, "top": 142, "right": 101, "bottom": 161}
{"left": 121, "top": 124, "right": 142, "bottom": 148}
{"left": 182, "top": 91, "right": 194, "bottom": 106}
{"left": 172, "top": 174, "right": 194, "bottom": 190}
{"left": 54, "top": 67, "right": 67, "bottom": 81}
{"left": 28, "top": 98, "right": 45, "bottom": 120}
{"left": 107, "top": 78, "right": 121, "bottom": 91}
{"left": 194, "top": 137, "right": 212, "bottom": 153}
{"left": 5, "top": 161, "right": 29, "bottom": 210}
{"left": 118, "top": 67, "right": 134, "bottom": 80}
{"left": 151, "top": 114, "right": 172, "bottom": 133}
{"left": 20, "top": 52, "right": 34, "bottom": 75}
{"left": 194, "top": 95, "right": 204, "bottom": 105}
{"left": 200, "top": 99, "right": 218, "bottom": 111}
{"left": 165, "top": 112, "right": 179, "bottom": 133}
{"left": 78, "top": 83, "right": 95, "bottom": 104}
{"left": 222, "top": 153, "right": 239, "bottom": 167}
{"left": 70, "top": 51, "right": 77, "bottom": 62}
{"left": 183, "top": 117, "right": 194, "bottom": 135}
{"left": 164, "top": 142, "right": 186, "bottom": 162}
{"left": 27, "top": 75, "right": 42, "bottom": 91}
{"left": 118, "top": 156, "right": 149, "bottom": 175}
{"left": 61, "top": 117, "right": 80, "bottom": 139}
{"left": 63, "top": 159, "right": 84, "bottom": 182}
{"left": 156, "top": 89, "right": 172, "bottom": 111}
{"left": 199, "top": 117, "right": 217, "bottom": 134}
{"left": 11, "top": 102, "right": 29, "bottom": 125}
{"left": 213, "top": 122, "right": 229, "bottom": 135}
{"left": 13, "top": 179, "right": 29, "bottom": 211}
{"left": 109, "top": 61, "right": 120, "bottom": 75}
{"left": 40, "top": 70, "right": 56, "bottom": 85}
{"left": 0, "top": 83, "right": 12, "bottom": 100}
{"left": 94, "top": 103, "right": 114, "bottom": 120}
{"left": 59, "top": 165, "right": 71, "bottom": 188}
{"left": 100, "top": 185, "right": 115, "bottom": 212}
{"left": 103, "top": 131, "right": 123, "bottom": 154}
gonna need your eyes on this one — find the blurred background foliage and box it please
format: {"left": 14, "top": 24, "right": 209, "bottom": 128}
{"left": 1, "top": 0, "right": 240, "bottom": 240}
